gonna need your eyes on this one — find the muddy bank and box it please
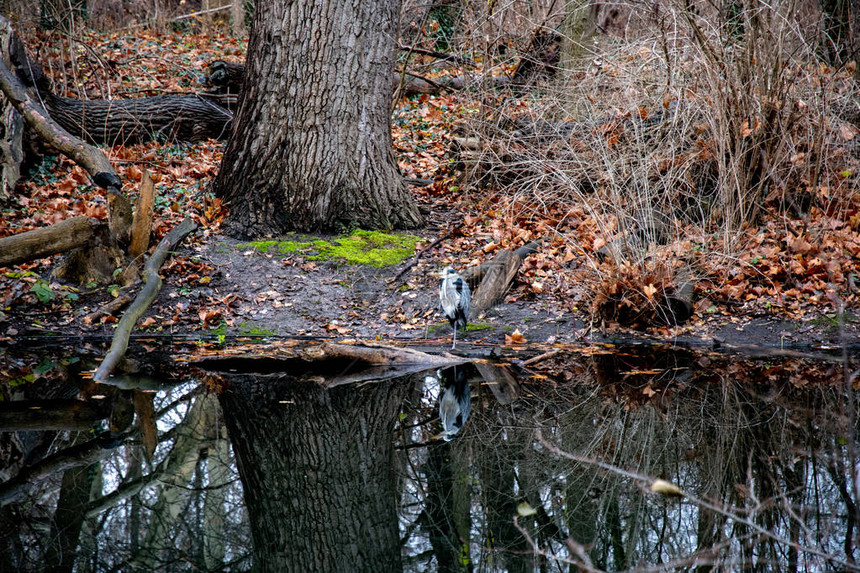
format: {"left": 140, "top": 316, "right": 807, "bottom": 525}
{"left": 1, "top": 232, "right": 857, "bottom": 354}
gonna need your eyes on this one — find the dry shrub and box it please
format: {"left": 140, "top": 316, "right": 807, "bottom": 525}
{"left": 451, "top": 0, "right": 857, "bottom": 329}
{"left": 591, "top": 258, "right": 695, "bottom": 328}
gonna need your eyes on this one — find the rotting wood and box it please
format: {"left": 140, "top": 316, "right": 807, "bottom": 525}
{"left": 82, "top": 292, "right": 134, "bottom": 326}
{"left": 462, "top": 241, "right": 540, "bottom": 318}
{"left": 0, "top": 216, "right": 100, "bottom": 267}
{"left": 129, "top": 171, "right": 156, "bottom": 260}
{"left": 94, "top": 217, "right": 197, "bottom": 383}
{"left": 468, "top": 250, "right": 522, "bottom": 318}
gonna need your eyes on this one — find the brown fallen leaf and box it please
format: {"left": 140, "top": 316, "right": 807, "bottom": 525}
{"left": 505, "top": 328, "right": 527, "bottom": 345}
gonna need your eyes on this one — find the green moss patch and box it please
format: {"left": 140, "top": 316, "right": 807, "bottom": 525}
{"left": 238, "top": 230, "right": 421, "bottom": 267}
{"left": 238, "top": 321, "right": 277, "bottom": 336}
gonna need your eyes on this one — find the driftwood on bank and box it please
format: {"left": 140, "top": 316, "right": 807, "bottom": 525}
{"left": 94, "top": 217, "right": 198, "bottom": 383}
{"left": 462, "top": 241, "right": 540, "bottom": 319}
{"left": 0, "top": 216, "right": 101, "bottom": 267}
{"left": 195, "top": 341, "right": 468, "bottom": 387}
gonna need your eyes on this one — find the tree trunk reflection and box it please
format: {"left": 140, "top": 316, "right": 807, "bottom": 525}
{"left": 219, "top": 374, "right": 409, "bottom": 572}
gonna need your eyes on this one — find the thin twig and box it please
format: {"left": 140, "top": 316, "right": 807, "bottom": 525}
{"left": 520, "top": 348, "right": 560, "bottom": 366}
{"left": 389, "top": 227, "right": 451, "bottom": 285}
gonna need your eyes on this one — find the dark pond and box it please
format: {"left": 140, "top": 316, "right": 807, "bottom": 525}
{"left": 0, "top": 339, "right": 858, "bottom": 572}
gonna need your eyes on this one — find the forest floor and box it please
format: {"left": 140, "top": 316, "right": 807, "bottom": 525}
{"left": 0, "top": 27, "right": 858, "bottom": 355}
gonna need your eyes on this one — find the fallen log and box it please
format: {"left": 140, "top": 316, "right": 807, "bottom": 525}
{"left": 45, "top": 92, "right": 233, "bottom": 145}
{"left": 194, "top": 341, "right": 467, "bottom": 387}
{"left": 0, "top": 216, "right": 100, "bottom": 267}
{"left": 462, "top": 241, "right": 540, "bottom": 318}
{"left": 204, "top": 59, "right": 468, "bottom": 101}
{"left": 93, "top": 217, "right": 197, "bottom": 383}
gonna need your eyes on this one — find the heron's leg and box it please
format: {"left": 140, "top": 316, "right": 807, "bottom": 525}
{"left": 452, "top": 327, "right": 457, "bottom": 349}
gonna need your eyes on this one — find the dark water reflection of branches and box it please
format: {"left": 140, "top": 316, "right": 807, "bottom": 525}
{"left": 398, "top": 349, "right": 860, "bottom": 572}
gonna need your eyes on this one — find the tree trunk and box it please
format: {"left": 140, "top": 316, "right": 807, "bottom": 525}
{"left": 219, "top": 374, "right": 408, "bottom": 572}
{"left": 213, "top": 0, "right": 423, "bottom": 236}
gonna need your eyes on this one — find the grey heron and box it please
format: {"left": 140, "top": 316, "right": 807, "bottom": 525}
{"left": 437, "top": 365, "right": 471, "bottom": 441}
{"left": 439, "top": 266, "right": 470, "bottom": 349}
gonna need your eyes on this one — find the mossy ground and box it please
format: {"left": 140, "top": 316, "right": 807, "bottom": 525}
{"left": 238, "top": 230, "right": 421, "bottom": 267}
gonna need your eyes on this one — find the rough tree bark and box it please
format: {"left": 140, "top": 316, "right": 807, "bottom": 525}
{"left": 213, "top": 0, "right": 423, "bottom": 236}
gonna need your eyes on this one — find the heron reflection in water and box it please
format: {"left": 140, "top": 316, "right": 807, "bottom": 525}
{"left": 432, "top": 365, "right": 471, "bottom": 441}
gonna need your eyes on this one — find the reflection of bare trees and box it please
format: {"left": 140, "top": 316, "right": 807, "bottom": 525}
{"left": 1, "top": 344, "right": 857, "bottom": 571}
{"left": 396, "top": 349, "right": 860, "bottom": 571}
{"left": 0, "top": 351, "right": 248, "bottom": 572}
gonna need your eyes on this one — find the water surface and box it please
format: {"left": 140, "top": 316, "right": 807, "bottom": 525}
{"left": 0, "top": 341, "right": 857, "bottom": 571}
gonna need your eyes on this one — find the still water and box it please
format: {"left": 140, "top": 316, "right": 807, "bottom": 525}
{"left": 0, "top": 339, "right": 857, "bottom": 572}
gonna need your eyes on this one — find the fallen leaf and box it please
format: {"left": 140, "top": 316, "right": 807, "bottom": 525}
{"left": 840, "top": 123, "right": 859, "bottom": 141}
{"left": 505, "top": 328, "right": 527, "bottom": 345}
{"left": 643, "top": 283, "right": 657, "bottom": 300}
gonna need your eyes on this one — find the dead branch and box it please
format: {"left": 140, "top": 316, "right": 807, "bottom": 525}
{"left": 389, "top": 227, "right": 451, "bottom": 285}
{"left": 463, "top": 240, "right": 540, "bottom": 318}
{"left": 0, "top": 18, "right": 120, "bottom": 190}
{"left": 94, "top": 217, "right": 197, "bottom": 382}
{"left": 398, "top": 44, "right": 476, "bottom": 66}
{"left": 82, "top": 292, "right": 134, "bottom": 325}
{"left": 129, "top": 171, "right": 155, "bottom": 259}
{"left": 0, "top": 216, "right": 101, "bottom": 267}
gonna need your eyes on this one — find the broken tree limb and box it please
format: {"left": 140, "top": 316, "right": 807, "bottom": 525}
{"left": 94, "top": 217, "right": 197, "bottom": 383}
{"left": 0, "top": 216, "right": 100, "bottom": 267}
{"left": 0, "top": 21, "right": 120, "bottom": 190}
{"left": 462, "top": 240, "right": 541, "bottom": 318}
{"left": 129, "top": 171, "right": 155, "bottom": 259}
{"left": 389, "top": 227, "right": 451, "bottom": 285}
{"left": 82, "top": 292, "right": 134, "bottom": 326}
{"left": 468, "top": 249, "right": 522, "bottom": 318}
